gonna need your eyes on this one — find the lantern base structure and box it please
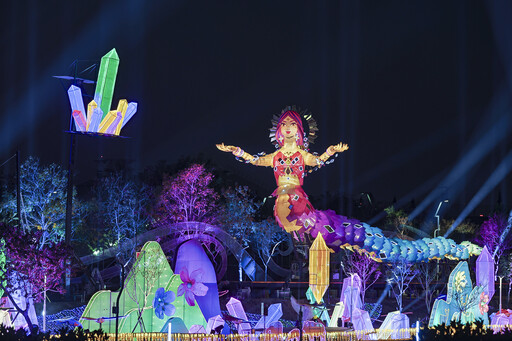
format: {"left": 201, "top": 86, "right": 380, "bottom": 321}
{"left": 79, "top": 241, "right": 207, "bottom": 333}
{"left": 429, "top": 261, "right": 490, "bottom": 327}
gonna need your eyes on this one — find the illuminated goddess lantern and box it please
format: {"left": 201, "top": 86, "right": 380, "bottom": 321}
{"left": 217, "top": 106, "right": 482, "bottom": 263}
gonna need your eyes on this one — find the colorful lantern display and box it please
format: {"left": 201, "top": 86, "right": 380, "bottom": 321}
{"left": 71, "top": 110, "right": 87, "bottom": 132}
{"left": 79, "top": 242, "right": 207, "bottom": 333}
{"left": 226, "top": 297, "right": 251, "bottom": 334}
{"left": 217, "top": 106, "right": 483, "bottom": 263}
{"left": 94, "top": 48, "right": 119, "bottom": 119}
{"left": 66, "top": 49, "right": 137, "bottom": 136}
{"left": 309, "top": 233, "right": 333, "bottom": 304}
{"left": 254, "top": 303, "right": 282, "bottom": 330}
{"left": 476, "top": 245, "right": 495, "bottom": 301}
{"left": 429, "top": 261, "right": 489, "bottom": 327}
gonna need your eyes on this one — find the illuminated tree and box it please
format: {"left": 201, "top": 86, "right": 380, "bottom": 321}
{"left": 416, "top": 261, "right": 441, "bottom": 316}
{"left": 0, "top": 156, "right": 85, "bottom": 248}
{"left": 384, "top": 206, "right": 409, "bottom": 236}
{"left": 505, "top": 253, "right": 512, "bottom": 303}
{"left": 475, "top": 213, "right": 512, "bottom": 276}
{"left": 92, "top": 173, "right": 152, "bottom": 258}
{"left": 342, "top": 251, "right": 381, "bottom": 305}
{"left": 440, "top": 218, "right": 478, "bottom": 235}
{"left": 386, "top": 259, "right": 418, "bottom": 312}
{"left": 251, "top": 219, "right": 290, "bottom": 281}
{"left": 220, "top": 185, "right": 260, "bottom": 246}
{"left": 156, "top": 164, "right": 219, "bottom": 224}
{"left": 220, "top": 185, "right": 261, "bottom": 280}
{"left": 0, "top": 224, "right": 69, "bottom": 332}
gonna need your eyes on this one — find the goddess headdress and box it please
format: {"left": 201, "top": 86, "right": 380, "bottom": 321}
{"left": 269, "top": 105, "right": 319, "bottom": 150}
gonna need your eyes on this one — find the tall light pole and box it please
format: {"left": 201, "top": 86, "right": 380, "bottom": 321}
{"left": 434, "top": 200, "right": 449, "bottom": 238}
{"left": 434, "top": 200, "right": 448, "bottom": 275}
{"left": 499, "top": 276, "right": 504, "bottom": 312}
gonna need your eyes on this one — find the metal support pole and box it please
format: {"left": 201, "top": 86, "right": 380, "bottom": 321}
{"left": 43, "top": 275, "right": 47, "bottom": 332}
{"left": 65, "top": 134, "right": 75, "bottom": 245}
{"left": 16, "top": 150, "right": 21, "bottom": 229}
{"left": 115, "top": 264, "right": 125, "bottom": 341}
{"left": 499, "top": 276, "right": 503, "bottom": 312}
{"left": 65, "top": 134, "right": 76, "bottom": 294}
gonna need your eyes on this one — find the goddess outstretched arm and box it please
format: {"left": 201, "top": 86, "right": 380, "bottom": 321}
{"left": 216, "top": 143, "right": 274, "bottom": 167}
{"left": 303, "top": 142, "right": 349, "bottom": 166}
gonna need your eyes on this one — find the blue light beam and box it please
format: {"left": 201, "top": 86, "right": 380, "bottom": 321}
{"left": 446, "top": 151, "right": 512, "bottom": 237}
{"left": 368, "top": 171, "right": 443, "bottom": 226}
{"left": 409, "top": 106, "right": 512, "bottom": 222}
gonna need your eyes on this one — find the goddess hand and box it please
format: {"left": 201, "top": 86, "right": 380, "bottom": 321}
{"left": 329, "top": 142, "right": 349, "bottom": 154}
{"left": 216, "top": 143, "right": 237, "bottom": 153}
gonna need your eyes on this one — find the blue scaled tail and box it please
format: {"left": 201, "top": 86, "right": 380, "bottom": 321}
{"left": 297, "top": 209, "right": 482, "bottom": 263}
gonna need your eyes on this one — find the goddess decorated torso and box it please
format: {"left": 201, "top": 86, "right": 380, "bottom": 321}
{"left": 273, "top": 150, "right": 305, "bottom": 186}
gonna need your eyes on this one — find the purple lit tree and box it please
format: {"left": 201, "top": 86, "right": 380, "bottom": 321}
{"left": 156, "top": 164, "right": 219, "bottom": 224}
{"left": 342, "top": 251, "right": 381, "bottom": 305}
{"left": 0, "top": 224, "right": 70, "bottom": 332}
{"left": 475, "top": 213, "right": 512, "bottom": 277}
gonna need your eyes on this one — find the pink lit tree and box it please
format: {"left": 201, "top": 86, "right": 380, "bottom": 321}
{"left": 342, "top": 251, "right": 381, "bottom": 304}
{"left": 156, "top": 164, "right": 219, "bottom": 224}
{"left": 0, "top": 224, "right": 70, "bottom": 332}
{"left": 475, "top": 213, "right": 512, "bottom": 276}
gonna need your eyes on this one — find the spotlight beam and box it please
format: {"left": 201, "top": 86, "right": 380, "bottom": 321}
{"left": 493, "top": 210, "right": 512, "bottom": 258}
{"left": 355, "top": 122, "right": 453, "bottom": 189}
{"left": 487, "top": 1, "right": 512, "bottom": 92}
{"left": 368, "top": 171, "right": 443, "bottom": 226}
{"left": 409, "top": 106, "right": 511, "bottom": 222}
{"left": 446, "top": 151, "right": 512, "bottom": 237}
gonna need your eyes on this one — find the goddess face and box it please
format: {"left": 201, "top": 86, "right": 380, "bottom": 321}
{"left": 280, "top": 116, "right": 299, "bottom": 140}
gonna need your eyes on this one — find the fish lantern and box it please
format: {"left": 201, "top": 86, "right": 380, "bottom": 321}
{"left": 309, "top": 232, "right": 334, "bottom": 304}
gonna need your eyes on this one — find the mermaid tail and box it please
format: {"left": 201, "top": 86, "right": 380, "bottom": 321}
{"left": 273, "top": 184, "right": 481, "bottom": 262}
{"left": 287, "top": 209, "right": 482, "bottom": 263}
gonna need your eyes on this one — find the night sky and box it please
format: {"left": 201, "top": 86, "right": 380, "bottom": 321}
{"left": 1, "top": 1, "right": 512, "bottom": 226}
